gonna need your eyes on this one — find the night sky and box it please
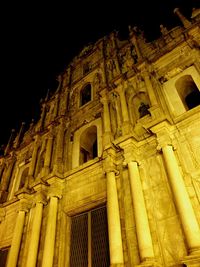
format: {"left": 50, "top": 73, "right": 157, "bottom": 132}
{"left": 0, "top": 0, "right": 199, "bottom": 146}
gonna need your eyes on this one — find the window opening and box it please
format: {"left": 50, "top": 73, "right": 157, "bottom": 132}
{"left": 0, "top": 248, "right": 9, "bottom": 267}
{"left": 79, "top": 126, "right": 97, "bottom": 165}
{"left": 175, "top": 75, "right": 200, "bottom": 110}
{"left": 80, "top": 84, "right": 91, "bottom": 106}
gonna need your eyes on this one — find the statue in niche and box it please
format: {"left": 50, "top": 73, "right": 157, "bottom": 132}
{"left": 93, "top": 71, "right": 103, "bottom": 93}
{"left": 106, "top": 33, "right": 116, "bottom": 58}
{"left": 121, "top": 47, "right": 135, "bottom": 73}
{"left": 62, "top": 68, "right": 70, "bottom": 88}
{"left": 106, "top": 59, "right": 118, "bottom": 81}
{"left": 70, "top": 89, "right": 78, "bottom": 112}
{"left": 138, "top": 102, "right": 150, "bottom": 118}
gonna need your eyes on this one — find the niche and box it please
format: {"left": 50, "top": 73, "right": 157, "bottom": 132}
{"left": 175, "top": 75, "right": 200, "bottom": 110}
{"left": 79, "top": 126, "right": 97, "bottom": 165}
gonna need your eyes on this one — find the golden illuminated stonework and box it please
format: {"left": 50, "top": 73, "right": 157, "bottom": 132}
{"left": 0, "top": 8, "right": 200, "bottom": 267}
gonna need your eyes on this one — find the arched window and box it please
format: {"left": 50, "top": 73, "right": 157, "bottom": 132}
{"left": 79, "top": 126, "right": 97, "bottom": 165}
{"left": 80, "top": 84, "right": 92, "bottom": 106}
{"left": 175, "top": 75, "right": 200, "bottom": 110}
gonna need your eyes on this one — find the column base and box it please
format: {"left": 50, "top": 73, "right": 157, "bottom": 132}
{"left": 181, "top": 252, "right": 200, "bottom": 267}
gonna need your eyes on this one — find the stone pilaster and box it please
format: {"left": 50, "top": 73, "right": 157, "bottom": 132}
{"left": 41, "top": 195, "right": 60, "bottom": 267}
{"left": 106, "top": 169, "right": 124, "bottom": 266}
{"left": 142, "top": 70, "right": 158, "bottom": 107}
{"left": 53, "top": 118, "right": 65, "bottom": 173}
{"left": 25, "top": 192, "right": 47, "bottom": 267}
{"left": 127, "top": 161, "right": 155, "bottom": 263}
{"left": 43, "top": 128, "right": 54, "bottom": 176}
{"left": 6, "top": 199, "right": 30, "bottom": 267}
{"left": 115, "top": 83, "right": 131, "bottom": 135}
{"left": 28, "top": 136, "right": 39, "bottom": 180}
{"left": 103, "top": 147, "right": 124, "bottom": 266}
{"left": 100, "top": 89, "right": 113, "bottom": 146}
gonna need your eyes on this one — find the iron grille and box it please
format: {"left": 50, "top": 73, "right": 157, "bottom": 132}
{"left": 70, "top": 206, "right": 110, "bottom": 267}
{"left": 70, "top": 213, "right": 88, "bottom": 267}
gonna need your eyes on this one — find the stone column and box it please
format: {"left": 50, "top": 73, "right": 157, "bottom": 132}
{"left": 43, "top": 130, "right": 54, "bottom": 176}
{"left": 6, "top": 208, "right": 27, "bottom": 267}
{"left": 106, "top": 170, "right": 124, "bottom": 266}
{"left": 100, "top": 91, "right": 112, "bottom": 146}
{"left": 53, "top": 119, "right": 64, "bottom": 173}
{"left": 28, "top": 137, "right": 39, "bottom": 178}
{"left": 142, "top": 71, "right": 158, "bottom": 107}
{"left": 162, "top": 145, "right": 200, "bottom": 253}
{"left": 41, "top": 196, "right": 59, "bottom": 267}
{"left": 116, "top": 85, "right": 129, "bottom": 123}
{"left": 115, "top": 84, "right": 131, "bottom": 135}
{"left": 53, "top": 95, "right": 59, "bottom": 120}
{"left": 25, "top": 200, "right": 44, "bottom": 267}
{"left": 128, "top": 161, "right": 155, "bottom": 262}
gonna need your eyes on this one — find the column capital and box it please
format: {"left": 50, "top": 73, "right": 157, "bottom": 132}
{"left": 47, "top": 194, "right": 62, "bottom": 201}
{"left": 18, "top": 199, "right": 32, "bottom": 212}
{"left": 34, "top": 191, "right": 47, "bottom": 205}
{"left": 104, "top": 167, "right": 119, "bottom": 176}
{"left": 123, "top": 160, "right": 141, "bottom": 169}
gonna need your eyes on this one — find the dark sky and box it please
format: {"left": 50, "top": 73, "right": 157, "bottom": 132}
{"left": 0, "top": 0, "right": 199, "bottom": 146}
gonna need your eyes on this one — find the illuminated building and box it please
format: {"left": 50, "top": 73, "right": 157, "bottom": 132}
{"left": 0, "top": 8, "right": 200, "bottom": 267}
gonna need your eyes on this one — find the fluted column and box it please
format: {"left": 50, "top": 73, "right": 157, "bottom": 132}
{"left": 106, "top": 170, "right": 124, "bottom": 266}
{"left": 128, "top": 161, "right": 154, "bottom": 262}
{"left": 41, "top": 196, "right": 59, "bottom": 267}
{"left": 162, "top": 145, "right": 200, "bottom": 253}
{"left": 43, "top": 130, "right": 54, "bottom": 176}
{"left": 6, "top": 205, "right": 28, "bottom": 267}
{"left": 142, "top": 71, "right": 158, "bottom": 107}
{"left": 26, "top": 199, "right": 44, "bottom": 267}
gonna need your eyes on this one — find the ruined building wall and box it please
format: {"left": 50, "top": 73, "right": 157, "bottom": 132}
{"left": 0, "top": 8, "right": 200, "bottom": 267}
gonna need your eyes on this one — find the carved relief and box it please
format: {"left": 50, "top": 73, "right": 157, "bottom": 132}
{"left": 93, "top": 71, "right": 103, "bottom": 95}
{"left": 69, "top": 88, "right": 79, "bottom": 113}
{"left": 106, "top": 59, "right": 118, "bottom": 81}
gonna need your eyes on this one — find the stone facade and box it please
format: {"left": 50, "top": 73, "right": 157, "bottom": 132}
{"left": 0, "top": 8, "right": 200, "bottom": 267}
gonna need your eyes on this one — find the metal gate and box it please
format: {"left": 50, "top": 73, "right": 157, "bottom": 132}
{"left": 70, "top": 206, "right": 110, "bottom": 267}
